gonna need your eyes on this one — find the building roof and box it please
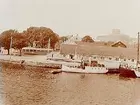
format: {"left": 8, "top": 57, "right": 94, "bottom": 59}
{"left": 75, "top": 41, "right": 114, "bottom": 46}
{"left": 111, "top": 41, "right": 127, "bottom": 48}
{"left": 60, "top": 43, "right": 137, "bottom": 59}
{"left": 76, "top": 41, "right": 128, "bottom": 47}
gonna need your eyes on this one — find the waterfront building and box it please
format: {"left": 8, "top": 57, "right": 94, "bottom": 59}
{"left": 60, "top": 41, "right": 137, "bottom": 66}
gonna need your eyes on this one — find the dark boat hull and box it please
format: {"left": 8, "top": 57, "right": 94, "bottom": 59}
{"left": 107, "top": 68, "right": 120, "bottom": 74}
{"left": 119, "top": 67, "right": 137, "bottom": 78}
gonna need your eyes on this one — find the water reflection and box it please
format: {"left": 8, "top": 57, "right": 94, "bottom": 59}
{"left": 119, "top": 76, "right": 132, "bottom": 81}
{"left": 80, "top": 74, "right": 85, "bottom": 79}
{"left": 0, "top": 70, "right": 4, "bottom": 105}
{"left": 1, "top": 67, "right": 140, "bottom": 105}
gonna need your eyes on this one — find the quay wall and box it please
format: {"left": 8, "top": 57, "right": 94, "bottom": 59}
{"left": 0, "top": 55, "right": 62, "bottom": 69}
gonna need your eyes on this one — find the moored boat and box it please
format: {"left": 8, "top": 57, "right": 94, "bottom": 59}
{"left": 61, "top": 61, "right": 108, "bottom": 74}
{"left": 62, "top": 65, "right": 108, "bottom": 74}
{"left": 119, "top": 32, "right": 140, "bottom": 78}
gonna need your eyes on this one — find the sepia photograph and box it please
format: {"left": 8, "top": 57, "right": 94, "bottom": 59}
{"left": 0, "top": 0, "right": 140, "bottom": 105}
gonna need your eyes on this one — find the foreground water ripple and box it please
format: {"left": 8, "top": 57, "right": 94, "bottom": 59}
{"left": 0, "top": 66, "right": 140, "bottom": 105}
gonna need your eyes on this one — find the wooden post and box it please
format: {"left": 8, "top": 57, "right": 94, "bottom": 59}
{"left": 9, "top": 36, "right": 12, "bottom": 61}
{"left": 48, "top": 38, "right": 50, "bottom": 53}
{"left": 137, "top": 32, "right": 140, "bottom": 66}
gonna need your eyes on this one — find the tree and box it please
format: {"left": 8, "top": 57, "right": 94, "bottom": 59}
{"left": 60, "top": 36, "right": 68, "bottom": 43}
{"left": 82, "top": 35, "right": 94, "bottom": 42}
{"left": 12, "top": 33, "right": 28, "bottom": 56}
{"left": 23, "top": 27, "right": 59, "bottom": 49}
{"left": 50, "top": 34, "right": 59, "bottom": 49}
{"left": 22, "top": 27, "right": 41, "bottom": 47}
{"left": 0, "top": 30, "right": 18, "bottom": 55}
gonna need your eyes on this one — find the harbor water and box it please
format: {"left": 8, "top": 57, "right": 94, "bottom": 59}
{"left": 0, "top": 66, "right": 140, "bottom": 105}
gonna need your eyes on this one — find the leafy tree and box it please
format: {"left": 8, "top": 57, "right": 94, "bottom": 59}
{"left": 60, "top": 36, "right": 68, "bottom": 43}
{"left": 23, "top": 27, "right": 59, "bottom": 49}
{"left": 22, "top": 27, "right": 40, "bottom": 47}
{"left": 0, "top": 30, "right": 18, "bottom": 55}
{"left": 12, "top": 33, "right": 28, "bottom": 56}
{"left": 50, "top": 34, "right": 59, "bottom": 49}
{"left": 82, "top": 35, "right": 94, "bottom": 42}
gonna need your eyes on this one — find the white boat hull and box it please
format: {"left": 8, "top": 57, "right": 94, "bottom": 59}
{"left": 62, "top": 65, "right": 108, "bottom": 74}
{"left": 134, "top": 70, "right": 140, "bottom": 78}
{"left": 85, "top": 66, "right": 108, "bottom": 73}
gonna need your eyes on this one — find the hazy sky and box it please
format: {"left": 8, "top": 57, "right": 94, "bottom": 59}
{"left": 0, "top": 0, "right": 140, "bottom": 38}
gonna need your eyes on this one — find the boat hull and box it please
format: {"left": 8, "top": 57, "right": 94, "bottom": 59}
{"left": 107, "top": 68, "right": 120, "bottom": 74}
{"left": 62, "top": 65, "right": 108, "bottom": 74}
{"left": 119, "top": 67, "right": 137, "bottom": 78}
{"left": 134, "top": 70, "right": 140, "bottom": 77}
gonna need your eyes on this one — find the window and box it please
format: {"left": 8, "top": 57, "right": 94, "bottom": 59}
{"left": 93, "top": 57, "right": 96, "bottom": 59}
{"left": 124, "top": 59, "right": 126, "bottom": 61}
{"left": 109, "top": 58, "right": 112, "bottom": 60}
{"left": 115, "top": 58, "right": 119, "bottom": 61}
{"left": 101, "top": 57, "right": 104, "bottom": 59}
{"left": 132, "top": 59, "right": 134, "bottom": 62}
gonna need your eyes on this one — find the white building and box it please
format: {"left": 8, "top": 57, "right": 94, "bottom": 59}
{"left": 63, "top": 35, "right": 81, "bottom": 44}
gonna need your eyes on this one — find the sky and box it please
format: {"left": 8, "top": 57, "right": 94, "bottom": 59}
{"left": 0, "top": 0, "right": 140, "bottom": 38}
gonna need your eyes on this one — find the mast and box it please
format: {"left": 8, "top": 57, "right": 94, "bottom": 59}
{"left": 74, "top": 45, "right": 77, "bottom": 58}
{"left": 9, "top": 36, "right": 12, "bottom": 61}
{"left": 47, "top": 38, "right": 50, "bottom": 53}
{"left": 137, "top": 32, "right": 140, "bottom": 66}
